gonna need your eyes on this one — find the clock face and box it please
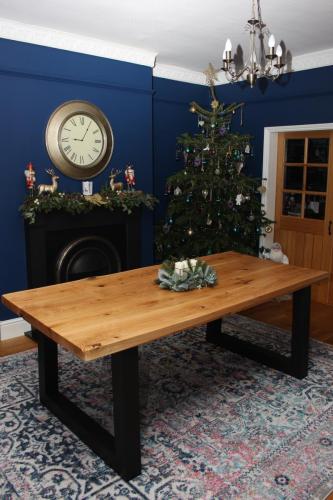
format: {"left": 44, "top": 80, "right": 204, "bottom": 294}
{"left": 46, "top": 101, "right": 114, "bottom": 180}
{"left": 59, "top": 114, "right": 105, "bottom": 168}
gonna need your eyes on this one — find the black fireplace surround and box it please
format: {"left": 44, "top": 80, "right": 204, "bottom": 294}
{"left": 25, "top": 208, "right": 141, "bottom": 290}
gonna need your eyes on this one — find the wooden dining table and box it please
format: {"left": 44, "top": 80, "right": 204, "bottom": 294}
{"left": 2, "top": 251, "right": 328, "bottom": 480}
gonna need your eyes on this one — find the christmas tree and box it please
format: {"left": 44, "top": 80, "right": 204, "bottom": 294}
{"left": 155, "top": 65, "right": 272, "bottom": 260}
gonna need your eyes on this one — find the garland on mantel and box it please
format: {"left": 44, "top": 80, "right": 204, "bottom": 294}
{"left": 20, "top": 187, "right": 158, "bottom": 224}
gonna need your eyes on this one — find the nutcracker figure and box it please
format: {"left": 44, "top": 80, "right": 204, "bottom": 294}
{"left": 24, "top": 162, "right": 36, "bottom": 194}
{"left": 124, "top": 163, "right": 135, "bottom": 191}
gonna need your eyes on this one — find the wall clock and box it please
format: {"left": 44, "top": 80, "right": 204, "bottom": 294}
{"left": 45, "top": 100, "right": 114, "bottom": 180}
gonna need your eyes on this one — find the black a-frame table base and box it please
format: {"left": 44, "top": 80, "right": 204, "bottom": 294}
{"left": 206, "top": 287, "right": 311, "bottom": 380}
{"left": 37, "top": 286, "right": 311, "bottom": 481}
{"left": 38, "top": 334, "right": 141, "bottom": 481}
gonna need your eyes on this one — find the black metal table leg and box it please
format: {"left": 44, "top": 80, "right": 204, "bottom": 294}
{"left": 37, "top": 332, "right": 142, "bottom": 480}
{"left": 112, "top": 348, "right": 141, "bottom": 480}
{"left": 38, "top": 332, "right": 59, "bottom": 400}
{"left": 290, "top": 286, "right": 311, "bottom": 378}
{"left": 206, "top": 286, "right": 311, "bottom": 379}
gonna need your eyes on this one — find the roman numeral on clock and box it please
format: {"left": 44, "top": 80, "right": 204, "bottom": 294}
{"left": 64, "top": 145, "right": 71, "bottom": 153}
{"left": 80, "top": 117, "right": 85, "bottom": 125}
{"left": 61, "top": 137, "right": 69, "bottom": 142}
{"left": 95, "top": 140, "right": 102, "bottom": 143}
{"left": 93, "top": 147, "right": 99, "bottom": 153}
{"left": 71, "top": 152, "right": 77, "bottom": 162}
{"left": 70, "top": 118, "right": 76, "bottom": 126}
{"left": 80, "top": 155, "right": 85, "bottom": 164}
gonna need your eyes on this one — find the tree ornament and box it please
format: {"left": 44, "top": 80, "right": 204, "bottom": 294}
{"left": 219, "top": 126, "right": 227, "bottom": 136}
{"left": 203, "top": 144, "right": 210, "bottom": 151}
{"left": 218, "top": 220, "right": 222, "bottom": 230}
{"left": 174, "top": 186, "right": 182, "bottom": 196}
{"left": 187, "top": 227, "right": 194, "bottom": 236}
{"left": 206, "top": 214, "right": 212, "bottom": 225}
{"left": 163, "top": 223, "right": 170, "bottom": 234}
{"left": 198, "top": 118, "right": 205, "bottom": 127}
{"left": 227, "top": 199, "right": 234, "bottom": 209}
{"left": 245, "top": 144, "right": 251, "bottom": 154}
{"left": 236, "top": 162, "right": 244, "bottom": 174}
{"left": 202, "top": 189, "right": 209, "bottom": 199}
{"left": 194, "top": 156, "right": 202, "bottom": 167}
{"left": 169, "top": 217, "right": 173, "bottom": 224}
{"left": 235, "top": 194, "right": 244, "bottom": 205}
{"left": 265, "top": 225, "right": 273, "bottom": 233}
{"left": 257, "top": 185, "right": 267, "bottom": 194}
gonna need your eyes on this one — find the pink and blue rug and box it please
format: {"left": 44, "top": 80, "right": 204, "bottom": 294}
{"left": 1, "top": 315, "right": 333, "bottom": 499}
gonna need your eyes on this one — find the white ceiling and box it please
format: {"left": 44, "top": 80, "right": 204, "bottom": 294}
{"left": 0, "top": 0, "right": 332, "bottom": 83}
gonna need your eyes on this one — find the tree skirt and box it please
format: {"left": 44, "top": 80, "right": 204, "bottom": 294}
{"left": 1, "top": 315, "right": 333, "bottom": 499}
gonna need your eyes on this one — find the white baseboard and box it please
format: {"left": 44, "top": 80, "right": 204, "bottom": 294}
{"left": 0, "top": 317, "right": 31, "bottom": 341}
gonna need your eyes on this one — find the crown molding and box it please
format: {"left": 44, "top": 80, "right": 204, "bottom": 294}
{"left": 291, "top": 47, "right": 333, "bottom": 72}
{"left": 0, "top": 17, "right": 332, "bottom": 83}
{"left": 0, "top": 17, "right": 157, "bottom": 68}
{"left": 152, "top": 63, "right": 207, "bottom": 85}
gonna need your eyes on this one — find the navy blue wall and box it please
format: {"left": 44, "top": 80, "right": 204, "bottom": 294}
{"left": 213, "top": 66, "right": 333, "bottom": 177}
{"left": 0, "top": 38, "right": 154, "bottom": 320}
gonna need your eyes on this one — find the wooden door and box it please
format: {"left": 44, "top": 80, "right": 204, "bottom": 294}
{"left": 275, "top": 131, "right": 333, "bottom": 304}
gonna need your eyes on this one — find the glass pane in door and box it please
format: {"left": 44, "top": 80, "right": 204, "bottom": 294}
{"left": 306, "top": 167, "right": 328, "bottom": 192}
{"left": 282, "top": 192, "right": 302, "bottom": 216}
{"left": 308, "top": 138, "right": 329, "bottom": 164}
{"left": 284, "top": 166, "right": 303, "bottom": 190}
{"left": 286, "top": 139, "right": 305, "bottom": 163}
{"left": 304, "top": 195, "right": 326, "bottom": 220}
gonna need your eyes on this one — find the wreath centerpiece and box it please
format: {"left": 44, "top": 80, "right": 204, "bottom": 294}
{"left": 156, "top": 258, "right": 217, "bottom": 292}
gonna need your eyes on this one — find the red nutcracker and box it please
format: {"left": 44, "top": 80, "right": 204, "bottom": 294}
{"left": 125, "top": 163, "right": 135, "bottom": 191}
{"left": 24, "top": 162, "right": 36, "bottom": 194}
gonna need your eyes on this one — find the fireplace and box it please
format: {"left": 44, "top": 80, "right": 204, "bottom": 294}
{"left": 24, "top": 208, "right": 141, "bottom": 289}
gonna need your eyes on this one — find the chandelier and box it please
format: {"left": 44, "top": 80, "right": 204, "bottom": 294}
{"left": 221, "top": 0, "right": 285, "bottom": 87}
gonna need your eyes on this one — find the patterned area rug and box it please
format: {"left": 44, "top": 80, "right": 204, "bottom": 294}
{"left": 1, "top": 315, "right": 333, "bottom": 499}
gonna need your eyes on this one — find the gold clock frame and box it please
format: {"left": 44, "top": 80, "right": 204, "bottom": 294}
{"left": 45, "top": 100, "right": 114, "bottom": 180}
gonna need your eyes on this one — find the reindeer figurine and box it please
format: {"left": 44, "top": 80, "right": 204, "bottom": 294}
{"left": 109, "top": 169, "right": 123, "bottom": 192}
{"left": 37, "top": 169, "right": 59, "bottom": 195}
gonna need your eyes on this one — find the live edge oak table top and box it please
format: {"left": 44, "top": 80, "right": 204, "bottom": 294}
{"left": 2, "top": 251, "right": 328, "bottom": 362}
{"left": 1, "top": 251, "right": 329, "bottom": 480}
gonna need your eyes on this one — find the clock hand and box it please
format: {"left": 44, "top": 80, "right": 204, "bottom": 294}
{"left": 80, "top": 120, "right": 92, "bottom": 141}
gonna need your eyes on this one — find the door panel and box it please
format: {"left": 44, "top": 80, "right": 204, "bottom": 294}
{"left": 275, "top": 131, "right": 333, "bottom": 304}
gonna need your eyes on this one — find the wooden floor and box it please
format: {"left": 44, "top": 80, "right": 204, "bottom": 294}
{"left": 1, "top": 300, "right": 333, "bottom": 499}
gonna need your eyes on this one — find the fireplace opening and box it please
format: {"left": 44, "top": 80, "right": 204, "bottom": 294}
{"left": 55, "top": 235, "right": 121, "bottom": 283}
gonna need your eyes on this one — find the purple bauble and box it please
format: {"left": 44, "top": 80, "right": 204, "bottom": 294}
{"left": 219, "top": 127, "right": 227, "bottom": 136}
{"left": 194, "top": 156, "right": 201, "bottom": 167}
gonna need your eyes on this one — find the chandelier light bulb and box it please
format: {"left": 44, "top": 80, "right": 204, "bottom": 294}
{"left": 268, "top": 34, "right": 276, "bottom": 48}
{"left": 223, "top": 50, "right": 226, "bottom": 60}
{"left": 225, "top": 38, "right": 232, "bottom": 52}
{"left": 276, "top": 44, "right": 283, "bottom": 57}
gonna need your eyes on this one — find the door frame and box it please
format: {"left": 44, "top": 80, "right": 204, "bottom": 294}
{"left": 260, "top": 123, "right": 333, "bottom": 250}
